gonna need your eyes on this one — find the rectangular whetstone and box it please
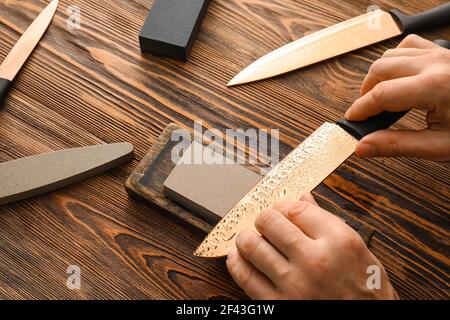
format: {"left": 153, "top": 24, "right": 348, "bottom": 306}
{"left": 139, "top": 0, "right": 211, "bottom": 61}
{"left": 163, "top": 143, "right": 262, "bottom": 223}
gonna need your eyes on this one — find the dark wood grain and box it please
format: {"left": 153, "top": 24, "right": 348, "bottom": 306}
{"left": 0, "top": 0, "right": 448, "bottom": 299}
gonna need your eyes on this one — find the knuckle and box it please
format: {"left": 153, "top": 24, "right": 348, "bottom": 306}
{"left": 238, "top": 233, "right": 261, "bottom": 256}
{"left": 327, "top": 222, "right": 347, "bottom": 238}
{"left": 338, "top": 231, "right": 366, "bottom": 251}
{"left": 369, "top": 59, "right": 384, "bottom": 74}
{"left": 346, "top": 234, "right": 366, "bottom": 251}
{"left": 275, "top": 264, "right": 291, "bottom": 279}
{"left": 401, "top": 34, "right": 420, "bottom": 47}
{"left": 371, "top": 82, "right": 387, "bottom": 103}
{"left": 285, "top": 233, "right": 303, "bottom": 252}
{"left": 387, "top": 137, "right": 404, "bottom": 156}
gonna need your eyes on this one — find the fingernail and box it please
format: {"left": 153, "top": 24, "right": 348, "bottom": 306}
{"left": 356, "top": 142, "right": 378, "bottom": 157}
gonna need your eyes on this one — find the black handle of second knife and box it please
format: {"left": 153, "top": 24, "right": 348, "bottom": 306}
{"left": 337, "top": 111, "right": 408, "bottom": 140}
{"left": 337, "top": 40, "right": 450, "bottom": 140}
{"left": 0, "top": 78, "right": 11, "bottom": 106}
{"left": 390, "top": 2, "right": 450, "bottom": 34}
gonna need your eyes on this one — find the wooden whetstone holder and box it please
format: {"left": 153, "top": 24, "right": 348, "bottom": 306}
{"left": 125, "top": 123, "right": 375, "bottom": 245}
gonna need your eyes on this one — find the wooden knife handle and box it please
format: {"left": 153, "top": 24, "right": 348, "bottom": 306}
{"left": 390, "top": 2, "right": 450, "bottom": 34}
{"left": 0, "top": 77, "right": 11, "bottom": 106}
{"left": 337, "top": 39, "right": 450, "bottom": 140}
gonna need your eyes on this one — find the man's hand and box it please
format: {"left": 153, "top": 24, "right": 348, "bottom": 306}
{"left": 226, "top": 194, "right": 398, "bottom": 299}
{"left": 345, "top": 34, "right": 450, "bottom": 161}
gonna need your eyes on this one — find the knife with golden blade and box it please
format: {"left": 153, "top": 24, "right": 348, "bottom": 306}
{"left": 0, "top": 0, "right": 59, "bottom": 104}
{"left": 195, "top": 122, "right": 356, "bottom": 257}
{"left": 196, "top": 39, "right": 450, "bottom": 258}
{"left": 228, "top": 3, "right": 450, "bottom": 86}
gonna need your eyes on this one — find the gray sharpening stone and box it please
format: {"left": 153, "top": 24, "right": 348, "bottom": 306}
{"left": 139, "top": 0, "right": 211, "bottom": 61}
{"left": 163, "top": 143, "right": 262, "bottom": 222}
{"left": 0, "top": 143, "right": 134, "bottom": 206}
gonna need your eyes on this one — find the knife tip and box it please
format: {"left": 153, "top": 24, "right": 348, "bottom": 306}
{"left": 227, "top": 78, "right": 239, "bottom": 87}
{"left": 228, "top": 71, "right": 259, "bottom": 86}
{"left": 50, "top": 0, "right": 59, "bottom": 8}
{"left": 227, "top": 75, "right": 247, "bottom": 87}
{"left": 46, "top": 0, "right": 59, "bottom": 14}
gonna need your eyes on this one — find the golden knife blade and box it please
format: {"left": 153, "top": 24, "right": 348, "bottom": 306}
{"left": 194, "top": 123, "right": 358, "bottom": 257}
{"left": 228, "top": 10, "right": 400, "bottom": 86}
{"left": 0, "top": 0, "right": 58, "bottom": 81}
{"left": 228, "top": 2, "right": 450, "bottom": 86}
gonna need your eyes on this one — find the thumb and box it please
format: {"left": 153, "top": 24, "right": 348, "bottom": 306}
{"left": 356, "top": 129, "right": 450, "bottom": 161}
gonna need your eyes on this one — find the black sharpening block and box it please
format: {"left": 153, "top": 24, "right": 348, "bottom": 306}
{"left": 139, "top": 0, "right": 211, "bottom": 61}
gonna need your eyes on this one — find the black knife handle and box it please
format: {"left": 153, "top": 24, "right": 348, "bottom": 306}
{"left": 433, "top": 39, "right": 450, "bottom": 49}
{"left": 337, "top": 111, "right": 408, "bottom": 140}
{"left": 337, "top": 39, "right": 450, "bottom": 140}
{"left": 390, "top": 2, "right": 450, "bottom": 34}
{"left": 0, "top": 77, "right": 11, "bottom": 106}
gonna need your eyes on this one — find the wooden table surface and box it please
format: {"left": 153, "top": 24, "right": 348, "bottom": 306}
{"left": 0, "top": 0, "right": 448, "bottom": 300}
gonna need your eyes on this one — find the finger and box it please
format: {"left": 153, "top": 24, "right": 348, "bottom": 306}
{"left": 226, "top": 249, "right": 277, "bottom": 299}
{"left": 345, "top": 74, "right": 432, "bottom": 121}
{"left": 398, "top": 34, "right": 439, "bottom": 49}
{"left": 255, "top": 207, "right": 311, "bottom": 259}
{"left": 235, "top": 230, "right": 290, "bottom": 281}
{"left": 299, "top": 192, "right": 318, "bottom": 205}
{"left": 356, "top": 129, "right": 450, "bottom": 161}
{"left": 274, "top": 199, "right": 344, "bottom": 240}
{"left": 360, "top": 57, "right": 423, "bottom": 96}
{"left": 382, "top": 48, "right": 432, "bottom": 58}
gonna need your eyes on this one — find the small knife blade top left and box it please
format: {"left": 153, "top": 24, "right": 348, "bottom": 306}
{"left": 0, "top": 143, "right": 134, "bottom": 206}
{"left": 0, "top": 0, "right": 59, "bottom": 105}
